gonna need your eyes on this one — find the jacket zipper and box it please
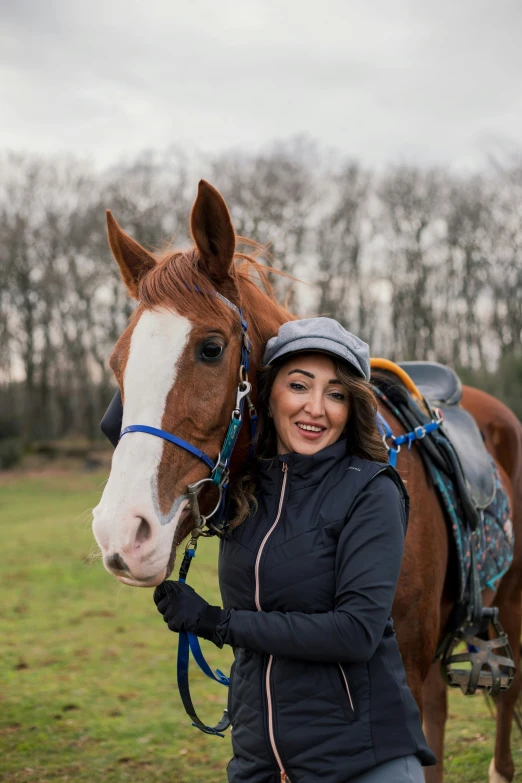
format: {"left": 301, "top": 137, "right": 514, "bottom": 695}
{"left": 338, "top": 663, "right": 355, "bottom": 713}
{"left": 254, "top": 461, "right": 288, "bottom": 783}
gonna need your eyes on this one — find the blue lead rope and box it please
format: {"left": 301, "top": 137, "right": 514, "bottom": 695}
{"left": 176, "top": 631, "right": 231, "bottom": 737}
{"left": 177, "top": 546, "right": 231, "bottom": 737}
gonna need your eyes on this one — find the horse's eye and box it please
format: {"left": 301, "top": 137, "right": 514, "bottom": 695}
{"left": 201, "top": 341, "right": 224, "bottom": 361}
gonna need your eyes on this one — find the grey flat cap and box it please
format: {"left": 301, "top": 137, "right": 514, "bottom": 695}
{"left": 263, "top": 317, "right": 370, "bottom": 381}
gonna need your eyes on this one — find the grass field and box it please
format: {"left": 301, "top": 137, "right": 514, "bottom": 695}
{"left": 1, "top": 470, "right": 520, "bottom": 782}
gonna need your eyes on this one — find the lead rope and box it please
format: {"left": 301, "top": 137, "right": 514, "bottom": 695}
{"left": 174, "top": 537, "right": 231, "bottom": 736}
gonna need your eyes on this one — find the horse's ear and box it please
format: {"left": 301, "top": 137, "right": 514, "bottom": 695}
{"left": 106, "top": 210, "right": 156, "bottom": 299}
{"left": 190, "top": 180, "right": 236, "bottom": 285}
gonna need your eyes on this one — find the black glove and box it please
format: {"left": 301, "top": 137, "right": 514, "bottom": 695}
{"left": 153, "top": 581, "right": 230, "bottom": 648}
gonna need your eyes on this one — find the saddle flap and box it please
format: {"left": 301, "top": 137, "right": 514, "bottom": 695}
{"left": 398, "top": 361, "right": 462, "bottom": 406}
{"left": 438, "top": 405, "right": 496, "bottom": 509}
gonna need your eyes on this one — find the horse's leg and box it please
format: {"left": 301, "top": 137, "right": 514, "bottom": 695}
{"left": 394, "top": 502, "right": 448, "bottom": 706}
{"left": 422, "top": 582, "right": 455, "bottom": 783}
{"left": 489, "top": 565, "right": 522, "bottom": 783}
{"left": 486, "top": 435, "right": 522, "bottom": 782}
{"left": 460, "top": 387, "right": 522, "bottom": 782}
{"left": 393, "top": 489, "right": 449, "bottom": 782}
{"left": 422, "top": 662, "right": 447, "bottom": 783}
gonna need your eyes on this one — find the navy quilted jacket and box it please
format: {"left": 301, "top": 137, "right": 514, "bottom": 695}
{"left": 217, "top": 438, "right": 436, "bottom": 782}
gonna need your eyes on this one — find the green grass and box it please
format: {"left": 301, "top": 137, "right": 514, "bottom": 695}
{"left": 0, "top": 471, "right": 520, "bottom": 782}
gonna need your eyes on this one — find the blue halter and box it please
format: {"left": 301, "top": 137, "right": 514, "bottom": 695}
{"left": 118, "top": 290, "right": 257, "bottom": 737}
{"left": 120, "top": 425, "right": 216, "bottom": 470}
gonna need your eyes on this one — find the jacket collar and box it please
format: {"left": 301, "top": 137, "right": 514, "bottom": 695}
{"left": 258, "top": 438, "right": 350, "bottom": 484}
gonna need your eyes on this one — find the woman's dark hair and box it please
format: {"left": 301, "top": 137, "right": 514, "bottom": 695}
{"left": 228, "top": 355, "right": 388, "bottom": 528}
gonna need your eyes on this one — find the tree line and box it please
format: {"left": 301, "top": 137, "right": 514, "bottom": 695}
{"left": 1, "top": 141, "right": 521, "bottom": 462}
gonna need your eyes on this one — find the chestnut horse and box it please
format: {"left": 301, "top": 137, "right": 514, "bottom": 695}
{"left": 92, "top": 180, "right": 522, "bottom": 782}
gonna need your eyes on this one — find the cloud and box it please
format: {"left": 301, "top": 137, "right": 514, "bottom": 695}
{"left": 1, "top": 0, "right": 521, "bottom": 167}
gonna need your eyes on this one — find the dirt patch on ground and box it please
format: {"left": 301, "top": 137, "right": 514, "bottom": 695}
{"left": 0, "top": 440, "right": 113, "bottom": 486}
{"left": 0, "top": 449, "right": 112, "bottom": 486}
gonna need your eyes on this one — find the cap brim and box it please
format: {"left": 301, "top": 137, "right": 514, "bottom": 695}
{"left": 267, "top": 342, "right": 366, "bottom": 380}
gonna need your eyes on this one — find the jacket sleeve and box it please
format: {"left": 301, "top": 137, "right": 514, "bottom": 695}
{"left": 219, "top": 472, "right": 406, "bottom": 663}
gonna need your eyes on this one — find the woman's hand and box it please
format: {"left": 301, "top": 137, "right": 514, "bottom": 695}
{"left": 153, "top": 581, "right": 207, "bottom": 632}
{"left": 153, "top": 581, "right": 229, "bottom": 647}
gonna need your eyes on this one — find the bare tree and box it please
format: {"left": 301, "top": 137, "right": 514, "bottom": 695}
{"left": 315, "top": 163, "right": 374, "bottom": 336}
{"left": 378, "top": 166, "right": 443, "bottom": 361}
{"left": 2, "top": 145, "right": 522, "bottom": 448}
{"left": 211, "top": 138, "right": 318, "bottom": 307}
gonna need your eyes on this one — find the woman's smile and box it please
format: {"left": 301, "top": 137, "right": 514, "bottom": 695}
{"left": 295, "top": 420, "right": 327, "bottom": 441}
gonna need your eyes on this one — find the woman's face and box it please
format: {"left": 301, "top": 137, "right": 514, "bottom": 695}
{"left": 269, "top": 353, "right": 351, "bottom": 455}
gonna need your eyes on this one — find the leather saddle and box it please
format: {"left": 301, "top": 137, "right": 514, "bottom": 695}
{"left": 370, "top": 361, "right": 515, "bottom": 695}
{"left": 398, "top": 361, "right": 496, "bottom": 509}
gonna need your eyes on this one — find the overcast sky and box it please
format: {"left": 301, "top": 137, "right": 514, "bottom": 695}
{"left": 1, "top": 0, "right": 521, "bottom": 169}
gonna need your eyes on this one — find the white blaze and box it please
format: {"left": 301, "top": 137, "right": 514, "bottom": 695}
{"left": 92, "top": 308, "right": 192, "bottom": 580}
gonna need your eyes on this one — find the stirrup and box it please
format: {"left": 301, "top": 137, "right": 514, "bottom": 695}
{"left": 441, "top": 607, "right": 515, "bottom": 696}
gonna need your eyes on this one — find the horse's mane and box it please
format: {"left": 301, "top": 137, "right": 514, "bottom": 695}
{"left": 138, "top": 236, "right": 293, "bottom": 345}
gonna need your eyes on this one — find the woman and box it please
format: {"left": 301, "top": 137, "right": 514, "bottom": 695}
{"left": 154, "top": 317, "right": 436, "bottom": 783}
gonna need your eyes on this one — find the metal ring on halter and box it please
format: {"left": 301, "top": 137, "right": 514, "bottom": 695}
{"left": 211, "top": 450, "right": 227, "bottom": 476}
{"left": 187, "top": 475, "right": 226, "bottom": 525}
{"left": 414, "top": 425, "right": 427, "bottom": 439}
{"left": 382, "top": 433, "right": 401, "bottom": 454}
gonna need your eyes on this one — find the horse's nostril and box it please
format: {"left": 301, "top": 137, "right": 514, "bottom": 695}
{"left": 135, "top": 517, "right": 152, "bottom": 546}
{"left": 105, "top": 553, "right": 130, "bottom": 572}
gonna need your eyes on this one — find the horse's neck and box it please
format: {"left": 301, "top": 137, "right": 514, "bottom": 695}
{"left": 230, "top": 284, "right": 291, "bottom": 473}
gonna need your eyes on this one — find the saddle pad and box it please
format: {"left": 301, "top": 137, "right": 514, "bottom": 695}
{"left": 398, "top": 361, "right": 462, "bottom": 405}
{"left": 439, "top": 405, "right": 496, "bottom": 509}
{"left": 431, "top": 456, "right": 514, "bottom": 601}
